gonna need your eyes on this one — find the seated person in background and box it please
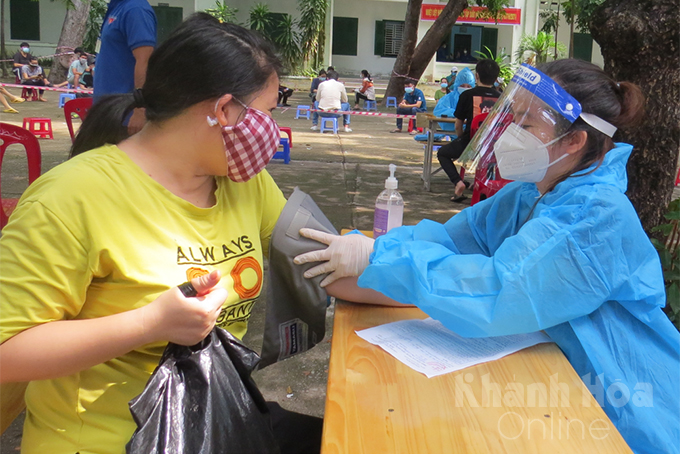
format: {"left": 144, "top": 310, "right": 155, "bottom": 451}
{"left": 437, "top": 59, "right": 500, "bottom": 202}
{"left": 353, "top": 69, "right": 375, "bottom": 109}
{"left": 391, "top": 80, "right": 426, "bottom": 134}
{"left": 459, "top": 49, "right": 476, "bottom": 63}
{"left": 81, "top": 54, "right": 96, "bottom": 89}
{"left": 278, "top": 85, "right": 293, "bottom": 106}
{"left": 311, "top": 70, "right": 352, "bottom": 133}
{"left": 21, "top": 57, "right": 52, "bottom": 102}
{"left": 67, "top": 48, "right": 89, "bottom": 89}
{"left": 434, "top": 79, "right": 448, "bottom": 105}
{"left": 444, "top": 66, "right": 458, "bottom": 91}
{"left": 12, "top": 42, "right": 32, "bottom": 81}
{"left": 433, "top": 67, "right": 476, "bottom": 134}
{"left": 309, "top": 69, "right": 326, "bottom": 102}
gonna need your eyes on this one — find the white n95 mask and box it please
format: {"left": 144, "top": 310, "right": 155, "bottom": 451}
{"left": 493, "top": 122, "right": 566, "bottom": 183}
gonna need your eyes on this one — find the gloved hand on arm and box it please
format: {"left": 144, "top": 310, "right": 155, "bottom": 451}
{"left": 293, "top": 228, "right": 375, "bottom": 287}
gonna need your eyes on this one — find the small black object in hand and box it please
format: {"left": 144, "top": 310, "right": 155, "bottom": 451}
{"left": 178, "top": 281, "right": 198, "bottom": 297}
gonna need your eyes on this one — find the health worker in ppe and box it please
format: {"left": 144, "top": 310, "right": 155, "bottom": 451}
{"left": 294, "top": 59, "right": 680, "bottom": 454}
{"left": 432, "top": 67, "right": 476, "bottom": 133}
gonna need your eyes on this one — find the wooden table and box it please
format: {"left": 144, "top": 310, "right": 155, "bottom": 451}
{"left": 420, "top": 113, "right": 458, "bottom": 191}
{"left": 321, "top": 301, "right": 633, "bottom": 454}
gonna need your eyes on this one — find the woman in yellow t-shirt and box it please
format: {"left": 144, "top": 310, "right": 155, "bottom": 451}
{"left": 0, "top": 13, "right": 321, "bottom": 454}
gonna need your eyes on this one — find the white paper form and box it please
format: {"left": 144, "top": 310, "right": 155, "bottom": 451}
{"left": 356, "top": 318, "right": 552, "bottom": 378}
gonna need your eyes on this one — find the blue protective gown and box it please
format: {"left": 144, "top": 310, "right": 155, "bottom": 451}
{"left": 358, "top": 143, "right": 680, "bottom": 454}
{"left": 433, "top": 67, "right": 476, "bottom": 132}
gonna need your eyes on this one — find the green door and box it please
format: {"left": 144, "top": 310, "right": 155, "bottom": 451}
{"left": 480, "top": 27, "right": 498, "bottom": 57}
{"left": 152, "top": 6, "right": 184, "bottom": 45}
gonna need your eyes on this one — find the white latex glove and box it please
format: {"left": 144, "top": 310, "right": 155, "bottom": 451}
{"left": 293, "top": 228, "right": 375, "bottom": 287}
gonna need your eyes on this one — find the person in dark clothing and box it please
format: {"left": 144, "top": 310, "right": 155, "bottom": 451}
{"left": 278, "top": 85, "right": 294, "bottom": 106}
{"left": 12, "top": 42, "right": 32, "bottom": 81}
{"left": 309, "top": 69, "right": 326, "bottom": 102}
{"left": 437, "top": 58, "right": 501, "bottom": 202}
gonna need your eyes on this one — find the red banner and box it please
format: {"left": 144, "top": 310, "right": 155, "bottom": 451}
{"left": 421, "top": 4, "right": 521, "bottom": 25}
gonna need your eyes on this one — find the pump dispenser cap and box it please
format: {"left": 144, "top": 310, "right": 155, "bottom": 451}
{"left": 385, "top": 163, "right": 398, "bottom": 189}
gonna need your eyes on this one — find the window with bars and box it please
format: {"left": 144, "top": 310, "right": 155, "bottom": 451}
{"left": 374, "top": 20, "right": 405, "bottom": 58}
{"left": 384, "top": 21, "right": 404, "bottom": 56}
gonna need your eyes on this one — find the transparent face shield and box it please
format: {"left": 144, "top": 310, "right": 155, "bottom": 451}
{"left": 458, "top": 64, "right": 612, "bottom": 185}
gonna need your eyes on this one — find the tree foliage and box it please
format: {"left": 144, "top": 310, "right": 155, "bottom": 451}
{"left": 205, "top": 1, "right": 240, "bottom": 24}
{"left": 297, "top": 0, "right": 328, "bottom": 69}
{"left": 249, "top": 3, "right": 272, "bottom": 38}
{"left": 82, "top": 0, "right": 108, "bottom": 53}
{"left": 515, "top": 31, "right": 566, "bottom": 64}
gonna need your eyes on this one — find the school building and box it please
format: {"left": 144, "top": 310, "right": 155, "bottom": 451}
{"left": 4, "top": 0, "right": 602, "bottom": 81}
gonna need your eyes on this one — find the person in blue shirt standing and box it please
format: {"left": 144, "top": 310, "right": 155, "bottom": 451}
{"left": 94, "top": 0, "right": 156, "bottom": 134}
{"left": 391, "top": 80, "right": 426, "bottom": 134}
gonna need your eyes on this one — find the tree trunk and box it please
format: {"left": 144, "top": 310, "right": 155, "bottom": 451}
{"left": 568, "top": 6, "right": 575, "bottom": 59}
{"left": 405, "top": 0, "right": 468, "bottom": 82}
{"left": 382, "top": 0, "right": 423, "bottom": 102}
{"left": 590, "top": 0, "right": 680, "bottom": 234}
{"left": 48, "top": 0, "right": 92, "bottom": 84}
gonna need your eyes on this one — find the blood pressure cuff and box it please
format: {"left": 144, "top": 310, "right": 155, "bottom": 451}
{"left": 258, "top": 187, "right": 338, "bottom": 369}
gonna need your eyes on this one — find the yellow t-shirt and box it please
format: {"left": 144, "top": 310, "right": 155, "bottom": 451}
{"left": 0, "top": 145, "right": 287, "bottom": 453}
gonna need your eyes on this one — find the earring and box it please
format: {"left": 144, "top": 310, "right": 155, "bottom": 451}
{"left": 206, "top": 116, "right": 219, "bottom": 127}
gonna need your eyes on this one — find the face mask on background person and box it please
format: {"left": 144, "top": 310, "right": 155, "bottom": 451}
{"left": 212, "top": 98, "right": 280, "bottom": 183}
{"left": 318, "top": 76, "right": 326, "bottom": 81}
{"left": 404, "top": 87, "right": 414, "bottom": 94}
{"left": 458, "top": 86, "right": 470, "bottom": 94}
{"left": 440, "top": 83, "right": 448, "bottom": 90}
{"left": 22, "top": 47, "right": 30, "bottom": 53}
{"left": 80, "top": 58, "right": 88, "bottom": 65}
{"left": 493, "top": 122, "right": 567, "bottom": 183}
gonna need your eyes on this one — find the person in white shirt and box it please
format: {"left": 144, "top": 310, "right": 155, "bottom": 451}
{"left": 311, "top": 70, "right": 352, "bottom": 132}
{"left": 67, "top": 48, "right": 89, "bottom": 88}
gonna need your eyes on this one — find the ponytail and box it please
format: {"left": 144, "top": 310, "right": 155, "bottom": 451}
{"left": 69, "top": 95, "right": 133, "bottom": 158}
{"left": 613, "top": 81, "right": 645, "bottom": 130}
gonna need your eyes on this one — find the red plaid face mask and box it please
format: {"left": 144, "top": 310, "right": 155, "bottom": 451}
{"left": 220, "top": 100, "right": 280, "bottom": 182}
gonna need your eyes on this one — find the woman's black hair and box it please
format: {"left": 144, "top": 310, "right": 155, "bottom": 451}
{"left": 70, "top": 13, "right": 281, "bottom": 158}
{"left": 536, "top": 59, "right": 645, "bottom": 194}
{"left": 361, "top": 70, "right": 372, "bottom": 81}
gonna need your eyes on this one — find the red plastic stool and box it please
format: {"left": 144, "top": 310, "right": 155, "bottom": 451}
{"left": 407, "top": 118, "right": 423, "bottom": 133}
{"left": 22, "top": 118, "right": 54, "bottom": 139}
{"left": 21, "top": 87, "right": 39, "bottom": 101}
{"left": 279, "top": 126, "right": 293, "bottom": 148}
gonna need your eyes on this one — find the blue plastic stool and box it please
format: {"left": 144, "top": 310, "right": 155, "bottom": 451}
{"left": 59, "top": 93, "right": 76, "bottom": 108}
{"left": 320, "top": 117, "right": 339, "bottom": 134}
{"left": 385, "top": 97, "right": 398, "bottom": 108}
{"left": 364, "top": 100, "right": 377, "bottom": 111}
{"left": 295, "top": 105, "right": 311, "bottom": 120}
{"left": 273, "top": 138, "right": 291, "bottom": 164}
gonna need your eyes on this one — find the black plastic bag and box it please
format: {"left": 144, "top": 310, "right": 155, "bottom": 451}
{"left": 126, "top": 328, "right": 280, "bottom": 454}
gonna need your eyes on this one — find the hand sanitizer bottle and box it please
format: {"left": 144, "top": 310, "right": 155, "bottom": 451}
{"left": 373, "top": 164, "right": 404, "bottom": 238}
